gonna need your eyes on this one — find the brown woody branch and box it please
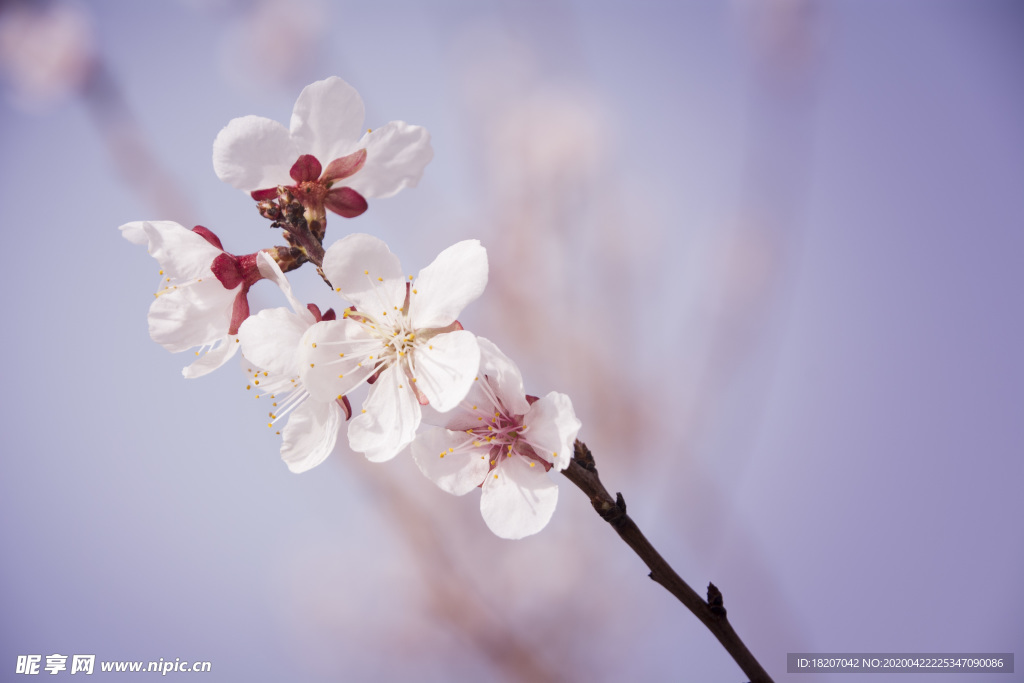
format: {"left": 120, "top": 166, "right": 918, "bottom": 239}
{"left": 562, "top": 440, "right": 774, "bottom": 683}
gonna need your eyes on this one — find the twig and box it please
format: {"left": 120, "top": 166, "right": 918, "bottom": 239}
{"left": 562, "top": 440, "right": 774, "bottom": 683}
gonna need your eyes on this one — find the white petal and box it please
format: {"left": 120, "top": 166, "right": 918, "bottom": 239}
{"left": 148, "top": 281, "right": 234, "bottom": 353}
{"left": 297, "top": 320, "right": 380, "bottom": 402}
{"left": 256, "top": 251, "right": 314, "bottom": 323}
{"left": 237, "top": 307, "right": 309, "bottom": 377}
{"left": 289, "top": 76, "right": 364, "bottom": 162}
{"left": 477, "top": 337, "right": 530, "bottom": 417}
{"left": 212, "top": 114, "right": 298, "bottom": 191}
{"left": 281, "top": 398, "right": 343, "bottom": 473}
{"left": 414, "top": 330, "right": 480, "bottom": 413}
{"left": 409, "top": 240, "right": 488, "bottom": 330}
{"left": 346, "top": 121, "right": 433, "bottom": 198}
{"left": 123, "top": 220, "right": 221, "bottom": 280}
{"left": 411, "top": 428, "right": 490, "bottom": 496}
{"left": 182, "top": 336, "right": 240, "bottom": 378}
{"left": 523, "top": 392, "right": 581, "bottom": 471}
{"left": 321, "top": 233, "right": 405, "bottom": 314}
{"left": 480, "top": 456, "right": 559, "bottom": 539}
{"left": 119, "top": 220, "right": 152, "bottom": 246}
{"left": 347, "top": 366, "right": 421, "bottom": 462}
{"left": 417, "top": 376, "right": 493, "bottom": 431}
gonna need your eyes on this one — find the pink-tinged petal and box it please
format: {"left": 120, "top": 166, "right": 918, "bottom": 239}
{"left": 255, "top": 251, "right": 314, "bottom": 323}
{"left": 211, "top": 252, "right": 243, "bottom": 289}
{"left": 321, "top": 148, "right": 367, "bottom": 183}
{"left": 281, "top": 398, "right": 343, "bottom": 474}
{"left": 522, "top": 392, "right": 581, "bottom": 471}
{"left": 213, "top": 114, "right": 298, "bottom": 191}
{"left": 121, "top": 220, "right": 222, "bottom": 280}
{"left": 297, "top": 320, "right": 381, "bottom": 402}
{"left": 289, "top": 76, "right": 364, "bottom": 162}
{"left": 237, "top": 307, "right": 309, "bottom": 377}
{"left": 348, "top": 366, "right": 422, "bottom": 462}
{"left": 227, "top": 288, "right": 250, "bottom": 335}
{"left": 324, "top": 186, "right": 368, "bottom": 218}
{"left": 409, "top": 240, "right": 488, "bottom": 330}
{"left": 148, "top": 281, "right": 235, "bottom": 353}
{"left": 477, "top": 337, "right": 530, "bottom": 417}
{"left": 346, "top": 121, "right": 433, "bottom": 198}
{"left": 182, "top": 336, "right": 240, "bottom": 379}
{"left": 413, "top": 329, "right": 480, "bottom": 413}
{"left": 411, "top": 427, "right": 490, "bottom": 496}
{"left": 191, "top": 225, "right": 224, "bottom": 251}
{"left": 289, "top": 153, "right": 322, "bottom": 182}
{"left": 321, "top": 233, "right": 405, "bottom": 313}
{"left": 417, "top": 376, "right": 493, "bottom": 431}
{"left": 480, "top": 456, "right": 559, "bottom": 539}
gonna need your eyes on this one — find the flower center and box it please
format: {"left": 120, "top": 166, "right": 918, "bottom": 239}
{"left": 457, "top": 377, "right": 551, "bottom": 472}
{"left": 295, "top": 179, "right": 329, "bottom": 209}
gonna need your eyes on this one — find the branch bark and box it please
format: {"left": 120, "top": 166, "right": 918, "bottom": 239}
{"left": 562, "top": 440, "right": 774, "bottom": 683}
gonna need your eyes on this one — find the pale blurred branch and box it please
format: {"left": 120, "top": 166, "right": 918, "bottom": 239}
{"left": 354, "top": 463, "right": 569, "bottom": 683}
{"left": 81, "top": 62, "right": 196, "bottom": 221}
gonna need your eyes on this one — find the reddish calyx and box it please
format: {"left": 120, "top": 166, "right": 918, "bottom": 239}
{"left": 250, "top": 149, "right": 369, "bottom": 218}
{"left": 197, "top": 224, "right": 269, "bottom": 335}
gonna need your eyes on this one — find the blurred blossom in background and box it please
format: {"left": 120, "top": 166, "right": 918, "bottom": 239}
{"left": 1, "top": 1, "right": 1021, "bottom": 681}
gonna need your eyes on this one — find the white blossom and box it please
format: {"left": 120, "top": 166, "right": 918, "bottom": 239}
{"left": 120, "top": 220, "right": 263, "bottom": 378}
{"left": 212, "top": 76, "right": 432, "bottom": 216}
{"left": 298, "top": 234, "right": 488, "bottom": 462}
{"left": 237, "top": 252, "right": 348, "bottom": 473}
{"left": 412, "top": 338, "right": 581, "bottom": 539}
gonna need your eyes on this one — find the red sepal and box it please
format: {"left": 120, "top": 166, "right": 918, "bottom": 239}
{"left": 324, "top": 187, "right": 368, "bottom": 218}
{"left": 250, "top": 187, "right": 279, "bottom": 201}
{"left": 192, "top": 225, "right": 224, "bottom": 251}
{"left": 289, "top": 154, "right": 322, "bottom": 183}
{"left": 321, "top": 148, "right": 367, "bottom": 183}
{"left": 211, "top": 253, "right": 243, "bottom": 289}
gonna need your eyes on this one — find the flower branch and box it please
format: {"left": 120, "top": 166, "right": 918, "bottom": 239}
{"left": 562, "top": 440, "right": 773, "bottom": 683}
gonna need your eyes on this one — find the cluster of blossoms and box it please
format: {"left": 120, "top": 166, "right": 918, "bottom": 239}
{"left": 121, "top": 77, "right": 580, "bottom": 539}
